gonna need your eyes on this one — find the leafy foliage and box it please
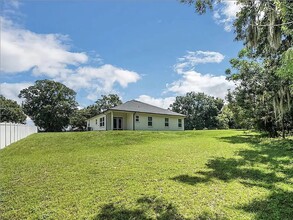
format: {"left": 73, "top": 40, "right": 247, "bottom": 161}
{"left": 180, "top": 0, "right": 213, "bottom": 14}
{"left": 69, "top": 108, "right": 90, "bottom": 131}
{"left": 171, "top": 92, "right": 224, "bottom": 130}
{"left": 95, "top": 94, "right": 122, "bottom": 113}
{"left": 216, "top": 105, "right": 236, "bottom": 129}
{"left": 226, "top": 50, "right": 293, "bottom": 137}
{"left": 181, "top": 0, "right": 292, "bottom": 55}
{"left": 277, "top": 47, "right": 293, "bottom": 81}
{"left": 19, "top": 80, "right": 77, "bottom": 132}
{"left": 0, "top": 95, "right": 26, "bottom": 123}
{"left": 69, "top": 94, "right": 122, "bottom": 131}
{"left": 181, "top": 0, "right": 293, "bottom": 137}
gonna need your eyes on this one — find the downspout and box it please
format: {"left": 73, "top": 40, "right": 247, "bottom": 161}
{"left": 133, "top": 112, "right": 136, "bottom": 131}
{"left": 105, "top": 113, "right": 108, "bottom": 130}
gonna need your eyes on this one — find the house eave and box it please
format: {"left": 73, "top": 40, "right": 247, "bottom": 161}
{"left": 107, "top": 109, "right": 186, "bottom": 117}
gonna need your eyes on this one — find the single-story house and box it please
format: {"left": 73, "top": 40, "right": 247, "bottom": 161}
{"left": 87, "top": 100, "right": 185, "bottom": 131}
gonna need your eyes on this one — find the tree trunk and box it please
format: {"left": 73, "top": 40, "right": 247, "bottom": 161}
{"left": 281, "top": 116, "right": 285, "bottom": 139}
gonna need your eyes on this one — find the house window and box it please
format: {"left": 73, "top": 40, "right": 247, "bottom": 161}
{"left": 148, "top": 117, "right": 152, "bottom": 126}
{"left": 178, "top": 119, "right": 182, "bottom": 128}
{"left": 95, "top": 119, "right": 98, "bottom": 125}
{"left": 136, "top": 115, "right": 139, "bottom": 122}
{"left": 100, "top": 117, "right": 105, "bottom": 127}
{"left": 165, "top": 118, "right": 169, "bottom": 127}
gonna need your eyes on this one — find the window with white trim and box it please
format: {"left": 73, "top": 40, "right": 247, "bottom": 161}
{"left": 136, "top": 115, "right": 139, "bottom": 122}
{"left": 100, "top": 117, "right": 105, "bottom": 127}
{"left": 165, "top": 118, "right": 169, "bottom": 127}
{"left": 148, "top": 117, "right": 152, "bottom": 126}
{"left": 178, "top": 119, "right": 182, "bottom": 128}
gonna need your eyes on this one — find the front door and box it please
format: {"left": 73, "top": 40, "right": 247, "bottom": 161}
{"left": 113, "top": 117, "right": 123, "bottom": 130}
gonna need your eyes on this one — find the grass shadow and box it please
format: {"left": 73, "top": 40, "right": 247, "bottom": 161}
{"left": 95, "top": 196, "right": 186, "bottom": 220}
{"left": 171, "top": 134, "right": 293, "bottom": 218}
{"left": 241, "top": 190, "right": 293, "bottom": 220}
{"left": 95, "top": 196, "right": 228, "bottom": 220}
{"left": 171, "top": 174, "right": 209, "bottom": 185}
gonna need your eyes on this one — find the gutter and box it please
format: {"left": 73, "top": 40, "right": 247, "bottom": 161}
{"left": 133, "top": 112, "right": 136, "bottom": 131}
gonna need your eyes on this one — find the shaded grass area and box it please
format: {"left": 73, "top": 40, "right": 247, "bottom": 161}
{"left": 172, "top": 135, "right": 293, "bottom": 219}
{"left": 0, "top": 130, "right": 292, "bottom": 219}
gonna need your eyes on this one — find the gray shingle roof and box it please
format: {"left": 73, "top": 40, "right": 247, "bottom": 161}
{"left": 109, "top": 100, "right": 185, "bottom": 117}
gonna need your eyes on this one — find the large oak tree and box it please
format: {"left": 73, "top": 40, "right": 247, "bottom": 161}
{"left": 0, "top": 95, "right": 26, "bottom": 124}
{"left": 171, "top": 92, "right": 224, "bottom": 130}
{"left": 19, "top": 80, "right": 77, "bottom": 132}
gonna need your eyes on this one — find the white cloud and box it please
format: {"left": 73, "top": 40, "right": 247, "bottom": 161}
{"left": 4, "top": 0, "right": 20, "bottom": 9}
{"left": 56, "top": 64, "right": 140, "bottom": 101}
{"left": 166, "top": 70, "right": 235, "bottom": 99}
{"left": 213, "top": 0, "right": 241, "bottom": 32}
{"left": 0, "top": 16, "right": 141, "bottom": 102}
{"left": 0, "top": 82, "right": 33, "bottom": 103}
{"left": 167, "top": 50, "right": 235, "bottom": 99}
{"left": 136, "top": 95, "right": 175, "bottom": 109}
{"left": 76, "top": 65, "right": 140, "bottom": 89}
{"left": 174, "top": 51, "right": 224, "bottom": 74}
{"left": 2, "top": 0, "right": 21, "bottom": 18}
{"left": 0, "top": 17, "right": 88, "bottom": 76}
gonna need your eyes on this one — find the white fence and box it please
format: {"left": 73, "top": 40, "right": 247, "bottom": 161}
{"left": 0, "top": 123, "right": 38, "bottom": 149}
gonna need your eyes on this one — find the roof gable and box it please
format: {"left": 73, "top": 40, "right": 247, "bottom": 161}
{"left": 110, "top": 100, "right": 185, "bottom": 117}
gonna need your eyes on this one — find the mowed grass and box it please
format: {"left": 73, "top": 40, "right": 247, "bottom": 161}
{"left": 0, "top": 130, "right": 292, "bottom": 219}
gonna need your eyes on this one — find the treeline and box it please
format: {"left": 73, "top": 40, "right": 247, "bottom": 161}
{"left": 179, "top": 0, "right": 293, "bottom": 138}
{"left": 0, "top": 79, "right": 292, "bottom": 137}
{"left": 2, "top": 84, "right": 229, "bottom": 131}
{"left": 170, "top": 92, "right": 234, "bottom": 130}
{"left": 0, "top": 79, "right": 236, "bottom": 132}
{"left": 0, "top": 80, "right": 122, "bottom": 131}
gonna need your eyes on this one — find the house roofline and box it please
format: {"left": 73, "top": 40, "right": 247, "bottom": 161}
{"left": 108, "top": 109, "right": 186, "bottom": 117}
{"left": 87, "top": 109, "right": 185, "bottom": 120}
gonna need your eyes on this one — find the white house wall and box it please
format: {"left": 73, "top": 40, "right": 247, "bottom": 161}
{"left": 88, "top": 114, "right": 106, "bottom": 131}
{"left": 134, "top": 113, "right": 184, "bottom": 131}
{"left": 126, "top": 113, "right": 134, "bottom": 130}
{"left": 88, "top": 112, "right": 184, "bottom": 131}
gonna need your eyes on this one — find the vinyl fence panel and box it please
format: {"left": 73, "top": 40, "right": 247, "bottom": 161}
{"left": 0, "top": 123, "right": 37, "bottom": 149}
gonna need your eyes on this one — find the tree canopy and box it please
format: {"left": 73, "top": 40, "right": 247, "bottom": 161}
{"left": 171, "top": 92, "right": 224, "bottom": 130}
{"left": 69, "top": 94, "right": 123, "bottom": 131}
{"left": 0, "top": 95, "right": 26, "bottom": 124}
{"left": 69, "top": 108, "right": 90, "bottom": 131}
{"left": 19, "top": 80, "right": 77, "bottom": 132}
{"left": 181, "top": 0, "right": 293, "bottom": 137}
{"left": 95, "top": 94, "right": 122, "bottom": 113}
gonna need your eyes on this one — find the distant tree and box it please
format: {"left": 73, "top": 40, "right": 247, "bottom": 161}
{"left": 171, "top": 92, "right": 224, "bottom": 130}
{"left": 95, "top": 94, "right": 122, "bottom": 113}
{"left": 216, "top": 105, "right": 236, "bottom": 129}
{"left": 69, "top": 108, "right": 89, "bottom": 131}
{"left": 0, "top": 95, "right": 26, "bottom": 123}
{"left": 69, "top": 94, "right": 122, "bottom": 131}
{"left": 19, "top": 80, "right": 77, "bottom": 132}
{"left": 84, "top": 104, "right": 101, "bottom": 119}
{"left": 225, "top": 90, "right": 253, "bottom": 130}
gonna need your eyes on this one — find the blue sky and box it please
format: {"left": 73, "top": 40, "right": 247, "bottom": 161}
{"left": 0, "top": 0, "right": 243, "bottom": 108}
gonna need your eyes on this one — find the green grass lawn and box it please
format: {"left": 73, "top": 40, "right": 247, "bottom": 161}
{"left": 0, "top": 130, "right": 292, "bottom": 219}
